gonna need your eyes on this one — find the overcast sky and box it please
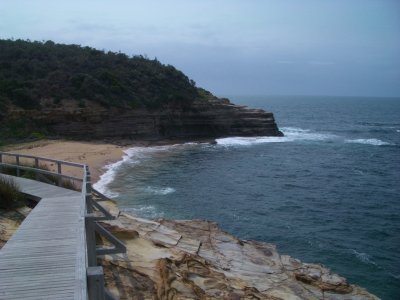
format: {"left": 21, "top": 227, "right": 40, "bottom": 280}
{"left": 1, "top": 0, "right": 399, "bottom": 97}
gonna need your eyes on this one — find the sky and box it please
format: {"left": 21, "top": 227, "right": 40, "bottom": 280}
{"left": 1, "top": 0, "right": 399, "bottom": 97}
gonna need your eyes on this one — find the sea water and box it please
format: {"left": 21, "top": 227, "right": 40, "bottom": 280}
{"left": 94, "top": 96, "right": 400, "bottom": 299}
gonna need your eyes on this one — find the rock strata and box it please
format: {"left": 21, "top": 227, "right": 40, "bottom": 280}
{"left": 4, "top": 98, "right": 282, "bottom": 140}
{"left": 97, "top": 202, "right": 378, "bottom": 300}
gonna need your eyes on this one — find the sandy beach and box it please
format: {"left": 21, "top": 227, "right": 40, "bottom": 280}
{"left": 2, "top": 138, "right": 213, "bottom": 183}
{"left": 2, "top": 140, "right": 129, "bottom": 182}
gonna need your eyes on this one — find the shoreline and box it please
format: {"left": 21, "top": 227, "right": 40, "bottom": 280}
{"left": 2, "top": 138, "right": 212, "bottom": 183}
{"left": 0, "top": 139, "right": 379, "bottom": 299}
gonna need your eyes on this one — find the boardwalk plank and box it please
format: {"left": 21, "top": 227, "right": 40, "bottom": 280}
{"left": 0, "top": 174, "right": 87, "bottom": 299}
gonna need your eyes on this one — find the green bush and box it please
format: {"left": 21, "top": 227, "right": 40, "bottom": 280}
{"left": 0, "top": 176, "right": 25, "bottom": 209}
{"left": 30, "top": 132, "right": 46, "bottom": 140}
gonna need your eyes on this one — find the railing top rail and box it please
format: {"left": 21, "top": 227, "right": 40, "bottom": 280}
{"left": 0, "top": 162, "right": 84, "bottom": 183}
{"left": 0, "top": 151, "right": 85, "bottom": 168}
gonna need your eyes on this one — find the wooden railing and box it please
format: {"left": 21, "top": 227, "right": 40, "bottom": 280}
{"left": 0, "top": 151, "right": 126, "bottom": 300}
{"left": 0, "top": 152, "right": 84, "bottom": 185}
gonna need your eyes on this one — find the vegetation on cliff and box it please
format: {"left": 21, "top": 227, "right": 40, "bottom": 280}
{"left": 0, "top": 39, "right": 204, "bottom": 115}
{"left": 0, "top": 39, "right": 224, "bottom": 140}
{"left": 0, "top": 39, "right": 282, "bottom": 141}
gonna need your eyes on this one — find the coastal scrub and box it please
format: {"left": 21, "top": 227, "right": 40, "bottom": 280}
{"left": 0, "top": 176, "right": 25, "bottom": 209}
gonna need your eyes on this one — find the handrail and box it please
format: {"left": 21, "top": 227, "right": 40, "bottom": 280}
{"left": 0, "top": 162, "right": 83, "bottom": 182}
{"left": 0, "top": 151, "right": 84, "bottom": 186}
{"left": 0, "top": 152, "right": 85, "bottom": 168}
{"left": 0, "top": 151, "right": 124, "bottom": 300}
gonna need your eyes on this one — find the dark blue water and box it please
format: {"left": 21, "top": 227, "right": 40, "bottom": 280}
{"left": 96, "top": 96, "right": 400, "bottom": 299}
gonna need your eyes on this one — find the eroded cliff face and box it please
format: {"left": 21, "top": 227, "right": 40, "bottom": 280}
{"left": 97, "top": 202, "right": 378, "bottom": 300}
{"left": 3, "top": 98, "right": 282, "bottom": 140}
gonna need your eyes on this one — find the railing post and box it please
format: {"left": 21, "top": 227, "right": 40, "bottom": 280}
{"left": 87, "top": 266, "right": 106, "bottom": 300}
{"left": 16, "top": 155, "right": 20, "bottom": 177}
{"left": 86, "top": 166, "right": 93, "bottom": 213}
{"left": 85, "top": 215, "right": 97, "bottom": 267}
{"left": 57, "top": 161, "right": 62, "bottom": 186}
{"left": 35, "top": 158, "right": 39, "bottom": 180}
{"left": 86, "top": 193, "right": 93, "bottom": 213}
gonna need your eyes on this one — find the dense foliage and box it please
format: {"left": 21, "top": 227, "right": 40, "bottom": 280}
{"left": 0, "top": 39, "right": 200, "bottom": 113}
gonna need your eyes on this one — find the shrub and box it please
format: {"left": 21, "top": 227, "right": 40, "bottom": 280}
{"left": 30, "top": 132, "right": 46, "bottom": 140}
{"left": 0, "top": 176, "right": 25, "bottom": 209}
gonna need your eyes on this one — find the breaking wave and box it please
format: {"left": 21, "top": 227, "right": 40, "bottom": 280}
{"left": 93, "top": 143, "right": 195, "bottom": 198}
{"left": 351, "top": 250, "right": 377, "bottom": 266}
{"left": 122, "top": 205, "right": 164, "bottom": 219}
{"left": 216, "top": 127, "right": 336, "bottom": 146}
{"left": 142, "top": 186, "right": 176, "bottom": 195}
{"left": 345, "top": 138, "right": 392, "bottom": 146}
{"left": 92, "top": 149, "right": 137, "bottom": 198}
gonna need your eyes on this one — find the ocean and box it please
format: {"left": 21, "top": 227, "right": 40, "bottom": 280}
{"left": 94, "top": 96, "right": 400, "bottom": 299}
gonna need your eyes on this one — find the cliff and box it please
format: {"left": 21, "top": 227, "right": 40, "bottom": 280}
{"left": 0, "top": 39, "right": 282, "bottom": 141}
{"left": 2, "top": 97, "right": 282, "bottom": 141}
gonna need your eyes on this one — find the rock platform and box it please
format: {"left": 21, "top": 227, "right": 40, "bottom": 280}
{"left": 97, "top": 202, "right": 378, "bottom": 300}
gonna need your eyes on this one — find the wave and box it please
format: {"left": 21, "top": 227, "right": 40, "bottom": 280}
{"left": 216, "top": 127, "right": 396, "bottom": 148}
{"left": 282, "top": 127, "right": 337, "bottom": 140}
{"left": 351, "top": 250, "right": 377, "bottom": 266}
{"left": 92, "top": 146, "right": 162, "bottom": 197}
{"left": 122, "top": 205, "right": 163, "bottom": 219}
{"left": 142, "top": 186, "right": 176, "bottom": 195}
{"left": 345, "top": 138, "right": 392, "bottom": 146}
{"left": 92, "top": 149, "right": 137, "bottom": 198}
{"left": 93, "top": 142, "right": 197, "bottom": 197}
{"left": 216, "top": 127, "right": 336, "bottom": 146}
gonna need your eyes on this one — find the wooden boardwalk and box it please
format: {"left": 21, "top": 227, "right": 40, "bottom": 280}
{"left": 0, "top": 174, "right": 87, "bottom": 299}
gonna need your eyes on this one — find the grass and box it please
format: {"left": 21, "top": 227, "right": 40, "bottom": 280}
{"left": 0, "top": 176, "right": 25, "bottom": 210}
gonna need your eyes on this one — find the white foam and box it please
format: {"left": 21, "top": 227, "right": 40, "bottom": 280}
{"left": 92, "top": 150, "right": 133, "bottom": 198}
{"left": 216, "top": 127, "right": 335, "bottom": 146}
{"left": 216, "top": 136, "right": 285, "bottom": 146}
{"left": 282, "top": 127, "right": 336, "bottom": 140}
{"left": 122, "top": 205, "right": 164, "bottom": 219}
{"left": 396, "top": 130, "right": 400, "bottom": 133}
{"left": 142, "top": 186, "right": 176, "bottom": 195}
{"left": 93, "top": 142, "right": 196, "bottom": 198}
{"left": 345, "top": 138, "right": 391, "bottom": 146}
{"left": 351, "top": 250, "right": 377, "bottom": 266}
